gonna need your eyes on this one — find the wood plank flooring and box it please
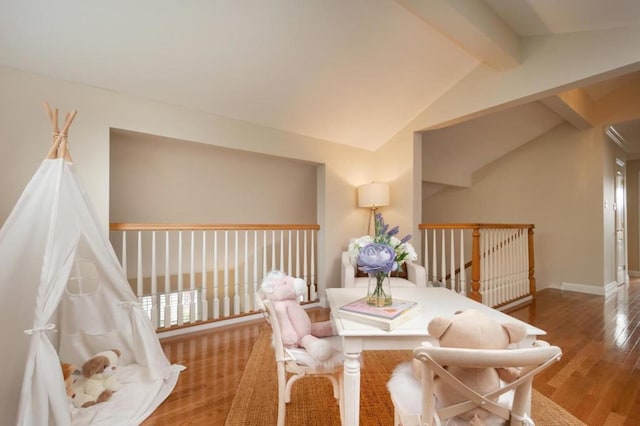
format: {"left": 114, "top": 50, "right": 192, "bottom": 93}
{"left": 143, "top": 280, "right": 640, "bottom": 425}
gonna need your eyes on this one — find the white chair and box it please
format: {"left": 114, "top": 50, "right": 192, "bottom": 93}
{"left": 341, "top": 251, "right": 427, "bottom": 288}
{"left": 387, "top": 341, "right": 562, "bottom": 426}
{"left": 255, "top": 290, "right": 344, "bottom": 426}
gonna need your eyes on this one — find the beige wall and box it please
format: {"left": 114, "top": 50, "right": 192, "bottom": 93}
{"left": 423, "top": 123, "right": 608, "bottom": 290}
{"left": 0, "top": 66, "right": 413, "bottom": 294}
{"left": 627, "top": 160, "right": 640, "bottom": 274}
{"left": 110, "top": 130, "right": 317, "bottom": 224}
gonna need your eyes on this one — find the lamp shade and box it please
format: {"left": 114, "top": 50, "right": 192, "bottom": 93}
{"left": 357, "top": 182, "right": 390, "bottom": 208}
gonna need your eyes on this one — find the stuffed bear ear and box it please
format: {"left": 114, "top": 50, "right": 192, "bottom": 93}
{"left": 502, "top": 322, "right": 527, "bottom": 344}
{"left": 427, "top": 316, "right": 452, "bottom": 339}
{"left": 293, "top": 278, "right": 306, "bottom": 296}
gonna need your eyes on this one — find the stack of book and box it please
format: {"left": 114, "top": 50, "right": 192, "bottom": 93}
{"left": 337, "top": 298, "right": 419, "bottom": 331}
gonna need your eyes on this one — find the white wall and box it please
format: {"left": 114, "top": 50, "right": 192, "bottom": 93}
{"left": 0, "top": 66, "right": 411, "bottom": 294}
{"left": 423, "top": 123, "right": 607, "bottom": 290}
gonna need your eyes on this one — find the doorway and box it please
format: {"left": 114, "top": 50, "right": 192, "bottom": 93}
{"left": 615, "top": 159, "right": 628, "bottom": 285}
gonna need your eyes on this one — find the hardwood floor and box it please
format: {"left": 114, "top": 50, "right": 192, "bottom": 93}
{"left": 143, "top": 280, "right": 640, "bottom": 425}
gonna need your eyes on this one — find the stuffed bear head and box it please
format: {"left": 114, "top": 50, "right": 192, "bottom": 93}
{"left": 428, "top": 309, "right": 527, "bottom": 350}
{"left": 260, "top": 269, "right": 306, "bottom": 302}
{"left": 81, "top": 349, "right": 121, "bottom": 379}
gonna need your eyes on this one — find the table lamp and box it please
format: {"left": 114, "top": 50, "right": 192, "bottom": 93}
{"left": 357, "top": 182, "right": 390, "bottom": 235}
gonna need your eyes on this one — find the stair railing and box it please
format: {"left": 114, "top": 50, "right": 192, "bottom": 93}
{"left": 109, "top": 223, "right": 319, "bottom": 329}
{"left": 419, "top": 223, "right": 535, "bottom": 309}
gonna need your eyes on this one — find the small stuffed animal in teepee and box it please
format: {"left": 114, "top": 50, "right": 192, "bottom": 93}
{"left": 71, "top": 349, "right": 122, "bottom": 408}
{"left": 261, "top": 270, "right": 336, "bottom": 361}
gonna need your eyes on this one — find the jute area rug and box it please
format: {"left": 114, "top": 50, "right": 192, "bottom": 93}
{"left": 225, "top": 326, "right": 584, "bottom": 425}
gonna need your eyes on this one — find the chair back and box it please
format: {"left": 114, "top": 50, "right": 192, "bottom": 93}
{"left": 255, "top": 290, "right": 289, "bottom": 363}
{"left": 413, "top": 342, "right": 562, "bottom": 425}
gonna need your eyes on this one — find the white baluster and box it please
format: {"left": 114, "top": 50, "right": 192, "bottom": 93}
{"left": 303, "top": 230, "right": 308, "bottom": 302}
{"left": 223, "top": 230, "right": 230, "bottom": 317}
{"left": 440, "top": 229, "right": 446, "bottom": 288}
{"left": 234, "top": 230, "right": 240, "bottom": 314}
{"left": 244, "top": 231, "right": 250, "bottom": 313}
{"left": 459, "top": 229, "right": 466, "bottom": 295}
{"left": 310, "top": 230, "right": 317, "bottom": 300}
{"left": 450, "top": 229, "right": 455, "bottom": 292}
{"left": 279, "top": 229, "right": 284, "bottom": 272}
{"left": 424, "top": 229, "right": 429, "bottom": 284}
{"left": 271, "top": 230, "right": 276, "bottom": 271}
{"left": 295, "top": 230, "right": 300, "bottom": 278}
{"left": 150, "top": 231, "right": 158, "bottom": 328}
{"left": 137, "top": 231, "right": 143, "bottom": 298}
{"left": 253, "top": 230, "right": 258, "bottom": 296}
{"left": 432, "top": 230, "right": 437, "bottom": 285}
{"left": 262, "top": 230, "right": 268, "bottom": 278}
{"left": 213, "top": 231, "right": 219, "bottom": 319}
{"left": 189, "top": 230, "right": 196, "bottom": 324}
{"left": 177, "top": 231, "right": 184, "bottom": 326}
{"left": 480, "top": 230, "right": 487, "bottom": 304}
{"left": 201, "top": 230, "right": 208, "bottom": 321}
{"left": 287, "top": 230, "right": 292, "bottom": 276}
{"left": 164, "top": 231, "right": 171, "bottom": 328}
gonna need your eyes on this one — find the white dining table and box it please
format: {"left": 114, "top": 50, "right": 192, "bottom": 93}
{"left": 325, "top": 287, "right": 546, "bottom": 426}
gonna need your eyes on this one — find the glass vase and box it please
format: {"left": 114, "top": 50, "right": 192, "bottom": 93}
{"left": 366, "top": 272, "right": 392, "bottom": 307}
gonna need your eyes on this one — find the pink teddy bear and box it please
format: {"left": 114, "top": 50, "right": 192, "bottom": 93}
{"left": 261, "top": 270, "right": 335, "bottom": 361}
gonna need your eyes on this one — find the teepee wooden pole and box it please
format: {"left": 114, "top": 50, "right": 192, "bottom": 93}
{"left": 59, "top": 110, "right": 77, "bottom": 161}
{"left": 43, "top": 102, "right": 77, "bottom": 160}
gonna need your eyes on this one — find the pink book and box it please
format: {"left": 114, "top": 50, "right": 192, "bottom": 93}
{"left": 338, "top": 298, "right": 419, "bottom": 330}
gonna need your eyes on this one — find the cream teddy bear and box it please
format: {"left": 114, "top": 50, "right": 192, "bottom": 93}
{"left": 423, "top": 310, "right": 527, "bottom": 425}
{"left": 71, "top": 349, "right": 122, "bottom": 408}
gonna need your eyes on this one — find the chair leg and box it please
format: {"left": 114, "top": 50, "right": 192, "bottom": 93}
{"left": 285, "top": 373, "right": 306, "bottom": 403}
{"left": 338, "top": 373, "right": 344, "bottom": 425}
{"left": 277, "top": 364, "right": 286, "bottom": 426}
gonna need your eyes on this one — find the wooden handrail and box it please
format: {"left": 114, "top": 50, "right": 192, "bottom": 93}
{"left": 110, "top": 223, "right": 320, "bottom": 231}
{"left": 420, "top": 223, "right": 534, "bottom": 230}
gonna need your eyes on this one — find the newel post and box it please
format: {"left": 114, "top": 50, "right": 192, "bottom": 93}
{"left": 470, "top": 227, "right": 481, "bottom": 302}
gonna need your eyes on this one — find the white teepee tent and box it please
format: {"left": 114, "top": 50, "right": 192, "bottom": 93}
{"left": 0, "top": 104, "right": 183, "bottom": 425}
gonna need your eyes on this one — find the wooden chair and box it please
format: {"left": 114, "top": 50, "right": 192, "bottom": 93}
{"left": 255, "top": 290, "right": 344, "bottom": 425}
{"left": 387, "top": 341, "right": 562, "bottom": 426}
{"left": 340, "top": 251, "right": 427, "bottom": 288}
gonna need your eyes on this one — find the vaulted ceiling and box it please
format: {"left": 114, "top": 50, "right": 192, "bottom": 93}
{"left": 1, "top": 0, "right": 640, "bottom": 153}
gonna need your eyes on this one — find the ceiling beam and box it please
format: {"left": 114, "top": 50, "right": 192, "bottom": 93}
{"left": 402, "top": 26, "right": 640, "bottom": 133}
{"left": 540, "top": 89, "right": 596, "bottom": 130}
{"left": 396, "top": 0, "right": 520, "bottom": 70}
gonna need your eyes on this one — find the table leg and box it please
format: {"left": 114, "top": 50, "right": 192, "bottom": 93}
{"left": 343, "top": 352, "right": 361, "bottom": 426}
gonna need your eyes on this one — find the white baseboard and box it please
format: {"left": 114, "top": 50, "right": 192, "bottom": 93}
{"left": 553, "top": 281, "right": 619, "bottom": 297}
{"left": 157, "top": 300, "right": 325, "bottom": 339}
{"left": 497, "top": 295, "right": 533, "bottom": 312}
{"left": 629, "top": 270, "right": 640, "bottom": 278}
